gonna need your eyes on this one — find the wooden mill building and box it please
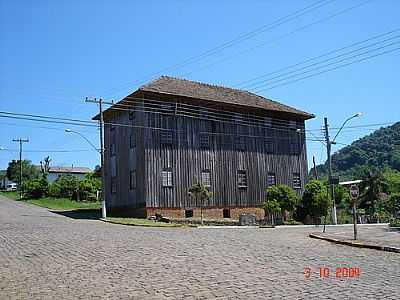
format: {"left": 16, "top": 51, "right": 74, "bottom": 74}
{"left": 96, "top": 76, "right": 314, "bottom": 219}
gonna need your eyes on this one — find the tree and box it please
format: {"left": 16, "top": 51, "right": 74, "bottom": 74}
{"left": 188, "top": 182, "right": 212, "bottom": 225}
{"left": 301, "top": 180, "right": 330, "bottom": 221}
{"left": 263, "top": 199, "right": 281, "bottom": 225}
{"left": 359, "top": 171, "right": 389, "bottom": 214}
{"left": 40, "top": 156, "right": 51, "bottom": 174}
{"left": 266, "top": 185, "right": 299, "bottom": 219}
{"left": 6, "top": 160, "right": 39, "bottom": 186}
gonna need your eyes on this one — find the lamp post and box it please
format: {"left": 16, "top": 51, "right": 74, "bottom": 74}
{"left": 65, "top": 129, "right": 106, "bottom": 218}
{"left": 324, "top": 113, "right": 362, "bottom": 225}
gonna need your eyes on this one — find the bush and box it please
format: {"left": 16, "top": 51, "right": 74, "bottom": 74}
{"left": 301, "top": 180, "right": 330, "bottom": 219}
{"left": 49, "top": 175, "right": 79, "bottom": 198}
{"left": 390, "top": 218, "right": 400, "bottom": 227}
{"left": 23, "top": 176, "right": 48, "bottom": 198}
{"left": 75, "top": 174, "right": 101, "bottom": 201}
{"left": 266, "top": 185, "right": 299, "bottom": 213}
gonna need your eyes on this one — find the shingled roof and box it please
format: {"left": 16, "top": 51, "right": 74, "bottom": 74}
{"left": 138, "top": 76, "right": 314, "bottom": 119}
{"left": 96, "top": 76, "right": 314, "bottom": 120}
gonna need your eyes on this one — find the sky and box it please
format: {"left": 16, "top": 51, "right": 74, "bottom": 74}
{"left": 0, "top": 0, "right": 399, "bottom": 172}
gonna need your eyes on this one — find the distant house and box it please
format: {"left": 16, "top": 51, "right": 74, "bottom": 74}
{"left": 47, "top": 166, "right": 92, "bottom": 183}
{"left": 0, "top": 176, "right": 16, "bottom": 190}
{"left": 94, "top": 76, "right": 314, "bottom": 220}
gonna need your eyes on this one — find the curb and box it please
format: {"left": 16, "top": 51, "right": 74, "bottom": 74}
{"left": 99, "top": 218, "right": 187, "bottom": 228}
{"left": 309, "top": 233, "right": 400, "bottom": 253}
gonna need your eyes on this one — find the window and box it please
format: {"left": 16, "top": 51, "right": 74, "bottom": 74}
{"left": 130, "top": 171, "right": 137, "bottom": 190}
{"left": 185, "top": 209, "right": 193, "bottom": 218}
{"left": 161, "top": 131, "right": 173, "bottom": 144}
{"left": 265, "top": 139, "right": 274, "bottom": 154}
{"left": 267, "top": 172, "right": 276, "bottom": 187}
{"left": 264, "top": 117, "right": 272, "bottom": 128}
{"left": 293, "top": 173, "right": 301, "bottom": 189}
{"left": 160, "top": 102, "right": 175, "bottom": 115}
{"left": 129, "top": 110, "right": 135, "bottom": 120}
{"left": 161, "top": 168, "right": 173, "bottom": 187}
{"left": 110, "top": 143, "right": 116, "bottom": 156}
{"left": 111, "top": 177, "right": 117, "bottom": 194}
{"left": 289, "top": 120, "right": 297, "bottom": 130}
{"left": 201, "top": 170, "right": 211, "bottom": 187}
{"left": 200, "top": 134, "right": 210, "bottom": 149}
{"left": 290, "top": 142, "right": 299, "bottom": 155}
{"left": 236, "top": 136, "right": 246, "bottom": 150}
{"left": 237, "top": 170, "right": 247, "bottom": 188}
{"left": 223, "top": 209, "right": 230, "bottom": 218}
{"left": 200, "top": 108, "right": 209, "bottom": 120}
{"left": 130, "top": 132, "right": 136, "bottom": 148}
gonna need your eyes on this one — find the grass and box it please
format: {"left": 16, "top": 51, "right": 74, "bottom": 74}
{"left": 26, "top": 197, "right": 101, "bottom": 210}
{"left": 0, "top": 191, "right": 101, "bottom": 210}
{"left": 105, "top": 217, "right": 183, "bottom": 227}
{"left": 0, "top": 191, "right": 20, "bottom": 200}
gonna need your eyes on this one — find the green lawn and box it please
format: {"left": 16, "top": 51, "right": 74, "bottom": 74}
{"left": 105, "top": 217, "right": 183, "bottom": 227}
{"left": 0, "top": 191, "right": 20, "bottom": 200}
{"left": 26, "top": 197, "right": 101, "bottom": 210}
{"left": 0, "top": 192, "right": 101, "bottom": 210}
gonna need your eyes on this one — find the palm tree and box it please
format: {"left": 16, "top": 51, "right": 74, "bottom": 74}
{"left": 188, "top": 182, "right": 212, "bottom": 225}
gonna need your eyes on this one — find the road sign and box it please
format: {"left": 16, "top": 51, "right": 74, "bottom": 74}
{"left": 350, "top": 185, "right": 359, "bottom": 200}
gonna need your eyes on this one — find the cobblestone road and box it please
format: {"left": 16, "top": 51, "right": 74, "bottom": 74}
{"left": 1, "top": 196, "right": 399, "bottom": 299}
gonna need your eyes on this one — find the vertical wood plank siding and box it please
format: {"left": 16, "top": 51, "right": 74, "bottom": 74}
{"left": 105, "top": 94, "right": 309, "bottom": 210}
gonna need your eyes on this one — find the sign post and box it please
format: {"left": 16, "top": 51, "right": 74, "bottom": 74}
{"left": 350, "top": 185, "right": 359, "bottom": 240}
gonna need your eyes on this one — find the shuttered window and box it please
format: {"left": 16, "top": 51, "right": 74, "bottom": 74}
{"left": 293, "top": 173, "right": 301, "bottom": 189}
{"left": 130, "top": 171, "right": 137, "bottom": 190}
{"left": 237, "top": 170, "right": 247, "bottom": 188}
{"left": 200, "top": 134, "right": 210, "bottom": 149}
{"left": 290, "top": 142, "right": 299, "bottom": 155}
{"left": 111, "top": 177, "right": 117, "bottom": 194}
{"left": 267, "top": 173, "right": 276, "bottom": 187}
{"left": 130, "top": 132, "right": 136, "bottom": 148}
{"left": 236, "top": 136, "right": 246, "bottom": 150}
{"left": 201, "top": 170, "right": 211, "bottom": 187}
{"left": 265, "top": 139, "right": 274, "bottom": 154}
{"left": 161, "top": 131, "right": 173, "bottom": 144}
{"left": 161, "top": 169, "right": 173, "bottom": 187}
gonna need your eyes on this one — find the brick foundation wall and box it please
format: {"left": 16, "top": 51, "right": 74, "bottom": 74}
{"left": 146, "top": 207, "right": 265, "bottom": 220}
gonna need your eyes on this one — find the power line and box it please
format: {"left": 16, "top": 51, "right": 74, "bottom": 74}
{"left": 254, "top": 45, "right": 400, "bottom": 92}
{"left": 237, "top": 30, "right": 399, "bottom": 90}
{"left": 101, "top": 0, "right": 335, "bottom": 97}
{"left": 178, "top": 0, "right": 373, "bottom": 79}
{"left": 250, "top": 39, "right": 400, "bottom": 92}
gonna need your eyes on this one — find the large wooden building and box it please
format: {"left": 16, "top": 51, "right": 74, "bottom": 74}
{"left": 96, "top": 76, "right": 314, "bottom": 219}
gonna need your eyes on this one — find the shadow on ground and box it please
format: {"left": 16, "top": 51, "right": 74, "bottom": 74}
{"left": 50, "top": 209, "right": 101, "bottom": 220}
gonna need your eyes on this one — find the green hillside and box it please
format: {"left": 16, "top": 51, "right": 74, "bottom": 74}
{"left": 313, "top": 121, "right": 400, "bottom": 180}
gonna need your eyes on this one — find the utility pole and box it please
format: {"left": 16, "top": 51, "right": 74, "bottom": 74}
{"left": 12, "top": 138, "right": 29, "bottom": 199}
{"left": 85, "top": 97, "right": 106, "bottom": 219}
{"left": 323, "top": 118, "right": 337, "bottom": 225}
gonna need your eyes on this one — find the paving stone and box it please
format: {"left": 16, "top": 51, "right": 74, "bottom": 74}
{"left": 0, "top": 195, "right": 399, "bottom": 299}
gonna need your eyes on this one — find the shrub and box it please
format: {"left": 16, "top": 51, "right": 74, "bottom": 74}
{"left": 266, "top": 185, "right": 299, "bottom": 214}
{"left": 301, "top": 180, "right": 330, "bottom": 219}
{"left": 49, "top": 175, "right": 79, "bottom": 198}
{"left": 23, "top": 176, "right": 48, "bottom": 198}
{"left": 76, "top": 174, "right": 101, "bottom": 201}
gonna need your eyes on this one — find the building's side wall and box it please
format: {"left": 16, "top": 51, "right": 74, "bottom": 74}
{"left": 142, "top": 101, "right": 308, "bottom": 212}
{"left": 104, "top": 109, "right": 145, "bottom": 210}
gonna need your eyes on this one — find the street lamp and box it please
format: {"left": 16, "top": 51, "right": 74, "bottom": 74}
{"left": 325, "top": 112, "right": 362, "bottom": 225}
{"left": 65, "top": 129, "right": 106, "bottom": 219}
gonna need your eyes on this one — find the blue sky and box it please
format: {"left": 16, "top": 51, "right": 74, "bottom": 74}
{"left": 0, "top": 0, "right": 399, "bottom": 171}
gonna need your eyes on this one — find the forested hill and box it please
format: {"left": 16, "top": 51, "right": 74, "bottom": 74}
{"left": 313, "top": 121, "right": 400, "bottom": 180}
